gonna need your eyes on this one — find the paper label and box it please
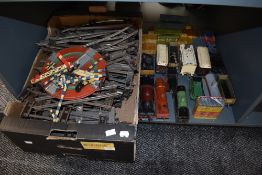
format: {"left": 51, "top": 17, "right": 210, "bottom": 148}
{"left": 120, "top": 131, "right": 129, "bottom": 138}
{"left": 105, "top": 129, "right": 116, "bottom": 137}
{"left": 80, "top": 142, "right": 115, "bottom": 151}
{"left": 24, "top": 141, "right": 33, "bottom": 144}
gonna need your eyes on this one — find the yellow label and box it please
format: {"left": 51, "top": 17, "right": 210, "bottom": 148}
{"left": 141, "top": 70, "right": 155, "bottom": 75}
{"left": 194, "top": 116, "right": 218, "bottom": 119}
{"left": 80, "top": 142, "right": 115, "bottom": 151}
{"left": 195, "top": 106, "right": 223, "bottom": 113}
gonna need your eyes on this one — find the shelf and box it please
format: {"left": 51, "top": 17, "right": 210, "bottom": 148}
{"left": 0, "top": 0, "right": 262, "bottom": 8}
{"left": 0, "top": 2, "right": 261, "bottom": 127}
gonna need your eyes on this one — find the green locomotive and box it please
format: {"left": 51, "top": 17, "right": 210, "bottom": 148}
{"left": 176, "top": 85, "right": 189, "bottom": 123}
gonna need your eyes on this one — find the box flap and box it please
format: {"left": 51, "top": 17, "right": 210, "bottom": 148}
{"left": 0, "top": 115, "right": 136, "bottom": 142}
{"left": 0, "top": 16, "right": 47, "bottom": 98}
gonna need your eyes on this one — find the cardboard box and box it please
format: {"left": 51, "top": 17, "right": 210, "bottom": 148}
{"left": 0, "top": 15, "right": 142, "bottom": 162}
{"left": 193, "top": 96, "right": 224, "bottom": 119}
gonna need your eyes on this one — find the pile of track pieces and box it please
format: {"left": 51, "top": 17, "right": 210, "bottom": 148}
{"left": 21, "top": 19, "right": 139, "bottom": 124}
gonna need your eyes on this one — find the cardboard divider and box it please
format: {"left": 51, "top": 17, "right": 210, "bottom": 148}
{"left": 23, "top": 50, "right": 49, "bottom": 93}
{"left": 4, "top": 101, "right": 25, "bottom": 117}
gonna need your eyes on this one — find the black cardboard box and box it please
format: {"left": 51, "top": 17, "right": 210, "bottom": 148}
{"left": 0, "top": 15, "right": 142, "bottom": 162}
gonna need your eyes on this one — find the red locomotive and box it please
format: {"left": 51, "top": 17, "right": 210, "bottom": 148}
{"left": 155, "top": 77, "right": 169, "bottom": 119}
{"left": 140, "top": 85, "right": 155, "bottom": 115}
{"left": 139, "top": 77, "right": 155, "bottom": 119}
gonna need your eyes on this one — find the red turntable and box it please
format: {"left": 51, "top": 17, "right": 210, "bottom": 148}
{"left": 31, "top": 46, "right": 106, "bottom": 100}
